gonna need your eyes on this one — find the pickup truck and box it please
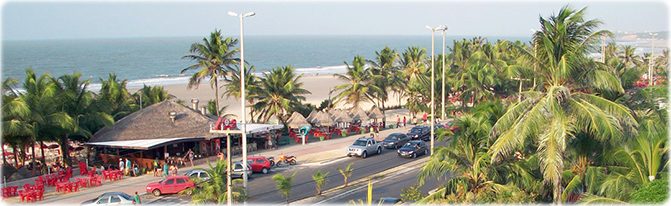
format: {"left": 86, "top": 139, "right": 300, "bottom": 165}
{"left": 346, "top": 138, "right": 383, "bottom": 159}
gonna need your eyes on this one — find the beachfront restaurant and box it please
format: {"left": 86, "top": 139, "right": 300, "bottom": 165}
{"left": 86, "top": 100, "right": 282, "bottom": 171}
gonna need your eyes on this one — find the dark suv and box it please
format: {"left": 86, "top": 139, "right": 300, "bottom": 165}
{"left": 406, "top": 126, "right": 430, "bottom": 141}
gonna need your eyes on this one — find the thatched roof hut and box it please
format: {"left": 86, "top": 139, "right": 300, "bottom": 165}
{"left": 89, "top": 101, "right": 220, "bottom": 146}
{"left": 367, "top": 106, "right": 384, "bottom": 119}
{"left": 286, "top": 112, "right": 311, "bottom": 129}
{"left": 349, "top": 106, "right": 369, "bottom": 122}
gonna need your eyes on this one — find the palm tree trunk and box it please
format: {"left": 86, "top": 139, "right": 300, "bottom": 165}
{"left": 2, "top": 143, "right": 7, "bottom": 165}
{"left": 31, "top": 141, "right": 36, "bottom": 173}
{"left": 13, "top": 145, "right": 19, "bottom": 168}
{"left": 554, "top": 180, "right": 562, "bottom": 204}
{"left": 40, "top": 141, "right": 46, "bottom": 173}
{"left": 60, "top": 135, "right": 70, "bottom": 167}
{"left": 214, "top": 77, "right": 220, "bottom": 117}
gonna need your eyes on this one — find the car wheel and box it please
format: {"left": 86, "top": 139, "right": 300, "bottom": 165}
{"left": 362, "top": 151, "right": 367, "bottom": 159}
{"left": 425, "top": 149, "right": 429, "bottom": 155}
{"left": 262, "top": 168, "right": 269, "bottom": 174}
{"left": 289, "top": 160, "right": 296, "bottom": 165}
{"left": 152, "top": 189, "right": 161, "bottom": 196}
{"left": 185, "top": 188, "right": 193, "bottom": 195}
{"left": 413, "top": 153, "right": 417, "bottom": 159}
{"left": 377, "top": 147, "right": 382, "bottom": 154}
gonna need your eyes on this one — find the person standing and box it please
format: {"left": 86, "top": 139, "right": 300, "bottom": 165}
{"left": 186, "top": 149, "right": 194, "bottom": 167}
{"left": 163, "top": 162, "right": 169, "bottom": 177}
{"left": 153, "top": 158, "right": 159, "bottom": 177}
{"left": 132, "top": 163, "right": 139, "bottom": 177}
{"left": 125, "top": 158, "right": 131, "bottom": 176}
{"left": 133, "top": 191, "right": 141, "bottom": 204}
{"left": 118, "top": 158, "right": 125, "bottom": 173}
{"left": 402, "top": 116, "right": 407, "bottom": 129}
{"left": 396, "top": 115, "right": 401, "bottom": 128}
{"left": 422, "top": 113, "right": 428, "bottom": 124}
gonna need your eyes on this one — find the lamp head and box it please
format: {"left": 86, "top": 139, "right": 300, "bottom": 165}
{"left": 243, "top": 12, "right": 255, "bottom": 17}
{"left": 228, "top": 11, "right": 238, "bottom": 17}
{"left": 426, "top": 25, "right": 432, "bottom": 30}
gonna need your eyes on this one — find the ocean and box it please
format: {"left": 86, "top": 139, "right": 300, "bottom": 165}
{"left": 3, "top": 35, "right": 654, "bottom": 91}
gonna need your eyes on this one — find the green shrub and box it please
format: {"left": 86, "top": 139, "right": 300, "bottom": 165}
{"left": 630, "top": 178, "right": 669, "bottom": 203}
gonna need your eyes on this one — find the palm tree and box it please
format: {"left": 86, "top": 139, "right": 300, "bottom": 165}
{"left": 2, "top": 77, "right": 32, "bottom": 167}
{"left": 182, "top": 30, "right": 239, "bottom": 117}
{"left": 334, "top": 56, "right": 378, "bottom": 108}
{"left": 131, "top": 85, "right": 175, "bottom": 111}
{"left": 312, "top": 170, "right": 329, "bottom": 195}
{"left": 367, "top": 47, "right": 401, "bottom": 111}
{"left": 185, "top": 160, "right": 246, "bottom": 204}
{"left": 95, "top": 73, "right": 132, "bottom": 121}
{"left": 399, "top": 46, "right": 429, "bottom": 86}
{"left": 337, "top": 162, "right": 354, "bottom": 187}
{"left": 488, "top": 5, "right": 637, "bottom": 203}
{"left": 252, "top": 65, "right": 311, "bottom": 123}
{"left": 222, "top": 64, "right": 260, "bottom": 120}
{"left": 51, "top": 72, "right": 114, "bottom": 166}
{"left": 272, "top": 172, "right": 296, "bottom": 204}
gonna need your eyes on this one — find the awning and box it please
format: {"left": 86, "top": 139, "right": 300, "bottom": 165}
{"left": 235, "top": 123, "right": 284, "bottom": 134}
{"left": 85, "top": 137, "right": 205, "bottom": 150}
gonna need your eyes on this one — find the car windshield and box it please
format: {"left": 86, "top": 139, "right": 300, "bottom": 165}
{"left": 353, "top": 140, "right": 367, "bottom": 146}
{"left": 118, "top": 193, "right": 132, "bottom": 200}
{"left": 384, "top": 135, "right": 399, "bottom": 140}
{"left": 410, "top": 128, "right": 423, "bottom": 133}
{"left": 404, "top": 142, "right": 418, "bottom": 147}
{"left": 158, "top": 178, "right": 167, "bottom": 184}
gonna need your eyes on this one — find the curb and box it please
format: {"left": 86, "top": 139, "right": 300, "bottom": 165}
{"left": 291, "top": 155, "right": 429, "bottom": 205}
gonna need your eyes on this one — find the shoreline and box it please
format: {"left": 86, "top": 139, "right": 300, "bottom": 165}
{"left": 129, "top": 74, "right": 409, "bottom": 121}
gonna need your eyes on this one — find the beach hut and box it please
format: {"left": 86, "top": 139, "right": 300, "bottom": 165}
{"left": 305, "top": 110, "right": 319, "bottom": 123}
{"left": 286, "top": 112, "right": 311, "bottom": 129}
{"left": 349, "top": 106, "right": 369, "bottom": 122}
{"left": 312, "top": 111, "right": 335, "bottom": 126}
{"left": 367, "top": 106, "right": 384, "bottom": 119}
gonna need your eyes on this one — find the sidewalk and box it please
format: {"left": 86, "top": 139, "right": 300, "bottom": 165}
{"left": 0, "top": 123, "right": 420, "bottom": 204}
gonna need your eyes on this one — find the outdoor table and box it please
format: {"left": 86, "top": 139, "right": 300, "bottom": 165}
{"left": 89, "top": 175, "right": 102, "bottom": 186}
{"left": 56, "top": 181, "right": 71, "bottom": 193}
{"left": 2, "top": 186, "right": 18, "bottom": 198}
{"left": 70, "top": 181, "right": 79, "bottom": 192}
{"left": 18, "top": 189, "right": 36, "bottom": 202}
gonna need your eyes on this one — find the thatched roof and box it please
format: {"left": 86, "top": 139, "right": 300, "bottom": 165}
{"left": 367, "top": 106, "right": 384, "bottom": 119}
{"left": 333, "top": 109, "right": 353, "bottom": 123}
{"left": 311, "top": 111, "right": 335, "bottom": 126}
{"left": 305, "top": 110, "right": 318, "bottom": 123}
{"left": 91, "top": 101, "right": 220, "bottom": 142}
{"left": 349, "top": 106, "right": 369, "bottom": 122}
{"left": 286, "top": 112, "right": 311, "bottom": 129}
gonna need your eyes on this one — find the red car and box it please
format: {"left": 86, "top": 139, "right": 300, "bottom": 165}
{"left": 146, "top": 176, "right": 195, "bottom": 196}
{"left": 246, "top": 156, "right": 272, "bottom": 174}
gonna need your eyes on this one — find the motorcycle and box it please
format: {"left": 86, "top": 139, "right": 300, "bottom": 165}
{"left": 269, "top": 154, "right": 296, "bottom": 167}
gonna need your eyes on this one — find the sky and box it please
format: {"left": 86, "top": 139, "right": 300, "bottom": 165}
{"left": 1, "top": 0, "right": 669, "bottom": 41}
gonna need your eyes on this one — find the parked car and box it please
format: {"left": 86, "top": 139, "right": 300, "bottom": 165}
{"left": 397, "top": 140, "right": 429, "bottom": 158}
{"left": 81, "top": 192, "right": 135, "bottom": 205}
{"left": 231, "top": 161, "right": 253, "bottom": 179}
{"left": 146, "top": 176, "right": 195, "bottom": 196}
{"left": 382, "top": 133, "right": 410, "bottom": 149}
{"left": 184, "top": 169, "right": 210, "bottom": 184}
{"left": 376, "top": 197, "right": 404, "bottom": 205}
{"left": 406, "top": 126, "right": 430, "bottom": 141}
{"left": 246, "top": 156, "right": 272, "bottom": 174}
{"left": 347, "top": 137, "right": 383, "bottom": 158}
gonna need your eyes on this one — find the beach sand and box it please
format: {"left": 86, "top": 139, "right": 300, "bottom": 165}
{"left": 130, "top": 74, "right": 410, "bottom": 121}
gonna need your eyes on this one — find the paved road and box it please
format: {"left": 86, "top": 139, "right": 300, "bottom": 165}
{"left": 317, "top": 167, "right": 452, "bottom": 204}
{"left": 248, "top": 140, "right": 448, "bottom": 204}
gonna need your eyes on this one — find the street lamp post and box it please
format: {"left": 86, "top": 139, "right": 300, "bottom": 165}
{"left": 229, "top": 11, "right": 254, "bottom": 204}
{"left": 440, "top": 26, "right": 448, "bottom": 119}
{"left": 649, "top": 33, "right": 657, "bottom": 86}
{"left": 426, "top": 25, "right": 440, "bottom": 155}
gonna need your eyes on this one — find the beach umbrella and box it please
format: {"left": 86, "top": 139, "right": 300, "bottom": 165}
{"left": 349, "top": 106, "right": 369, "bottom": 122}
{"left": 306, "top": 110, "right": 319, "bottom": 123}
{"left": 334, "top": 110, "right": 353, "bottom": 123}
{"left": 312, "top": 111, "right": 335, "bottom": 126}
{"left": 286, "top": 112, "right": 311, "bottom": 129}
{"left": 367, "top": 106, "right": 384, "bottom": 119}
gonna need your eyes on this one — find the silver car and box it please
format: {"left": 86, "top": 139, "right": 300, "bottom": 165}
{"left": 185, "top": 169, "right": 211, "bottom": 184}
{"left": 231, "top": 161, "right": 253, "bottom": 179}
{"left": 80, "top": 192, "right": 135, "bottom": 205}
